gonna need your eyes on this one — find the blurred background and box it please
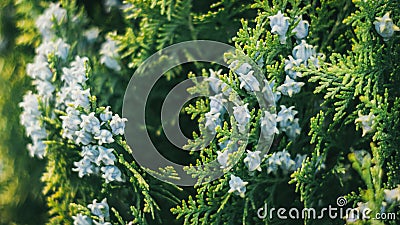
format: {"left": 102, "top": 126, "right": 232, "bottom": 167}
{"left": 0, "top": 1, "right": 126, "bottom": 224}
{"left": 0, "top": 0, "right": 47, "bottom": 224}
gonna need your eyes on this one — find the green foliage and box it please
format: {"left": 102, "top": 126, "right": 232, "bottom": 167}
{"left": 292, "top": 0, "right": 400, "bottom": 224}
{"left": 117, "top": 0, "right": 254, "bottom": 69}
{"left": 173, "top": 0, "right": 400, "bottom": 225}
{"left": 1, "top": 0, "right": 400, "bottom": 225}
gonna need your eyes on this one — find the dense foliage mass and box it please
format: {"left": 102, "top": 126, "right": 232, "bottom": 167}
{"left": 0, "top": 0, "right": 399, "bottom": 225}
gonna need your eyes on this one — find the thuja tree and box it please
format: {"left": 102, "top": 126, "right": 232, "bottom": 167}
{"left": 4, "top": 0, "right": 400, "bottom": 225}
{"left": 10, "top": 0, "right": 255, "bottom": 225}
{"left": 15, "top": 0, "right": 179, "bottom": 224}
{"left": 171, "top": 0, "right": 400, "bottom": 225}
{"left": 294, "top": 1, "right": 400, "bottom": 224}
